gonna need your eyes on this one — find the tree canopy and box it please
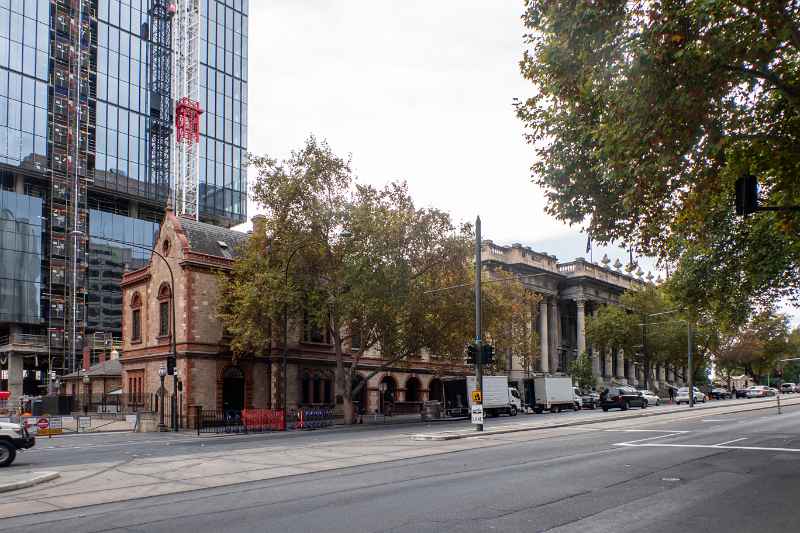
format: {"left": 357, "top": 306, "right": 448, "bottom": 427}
{"left": 518, "top": 0, "right": 800, "bottom": 325}
{"left": 218, "top": 136, "right": 541, "bottom": 422}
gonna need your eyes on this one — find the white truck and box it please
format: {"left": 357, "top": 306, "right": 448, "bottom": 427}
{"left": 532, "top": 376, "right": 579, "bottom": 413}
{"left": 467, "top": 376, "right": 523, "bottom": 417}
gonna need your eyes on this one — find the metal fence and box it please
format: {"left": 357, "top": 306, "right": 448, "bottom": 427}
{"left": 196, "top": 407, "right": 336, "bottom": 435}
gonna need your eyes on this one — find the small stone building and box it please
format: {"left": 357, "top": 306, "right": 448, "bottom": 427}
{"left": 119, "top": 209, "right": 470, "bottom": 425}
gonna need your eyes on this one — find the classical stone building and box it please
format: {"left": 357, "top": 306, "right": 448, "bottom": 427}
{"left": 482, "top": 241, "right": 686, "bottom": 400}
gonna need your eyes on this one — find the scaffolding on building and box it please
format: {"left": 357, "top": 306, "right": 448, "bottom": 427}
{"left": 173, "top": 0, "right": 202, "bottom": 220}
{"left": 148, "top": 0, "right": 175, "bottom": 204}
{"left": 47, "top": 0, "right": 97, "bottom": 377}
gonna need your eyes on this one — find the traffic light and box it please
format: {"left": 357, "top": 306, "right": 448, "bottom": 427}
{"left": 481, "top": 344, "right": 495, "bottom": 365}
{"left": 167, "top": 355, "right": 176, "bottom": 375}
{"left": 735, "top": 174, "right": 758, "bottom": 216}
{"left": 465, "top": 343, "right": 478, "bottom": 365}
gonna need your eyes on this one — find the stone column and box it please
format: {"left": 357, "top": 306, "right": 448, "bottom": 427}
{"left": 576, "top": 299, "right": 586, "bottom": 357}
{"left": 604, "top": 348, "right": 613, "bottom": 379}
{"left": 659, "top": 364, "right": 667, "bottom": 383}
{"left": 8, "top": 352, "right": 24, "bottom": 413}
{"left": 548, "top": 298, "right": 559, "bottom": 372}
{"left": 590, "top": 309, "right": 600, "bottom": 377}
{"left": 539, "top": 299, "right": 549, "bottom": 373}
{"left": 668, "top": 365, "right": 675, "bottom": 384}
{"left": 616, "top": 349, "right": 625, "bottom": 380}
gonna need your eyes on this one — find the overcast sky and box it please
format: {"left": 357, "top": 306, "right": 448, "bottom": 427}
{"left": 242, "top": 1, "right": 797, "bottom": 325}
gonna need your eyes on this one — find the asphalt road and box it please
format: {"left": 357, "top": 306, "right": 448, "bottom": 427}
{"left": 12, "top": 397, "right": 748, "bottom": 470}
{"left": 3, "top": 400, "right": 799, "bottom": 532}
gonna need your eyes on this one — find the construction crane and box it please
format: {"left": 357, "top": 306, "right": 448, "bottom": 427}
{"left": 173, "top": 0, "right": 203, "bottom": 220}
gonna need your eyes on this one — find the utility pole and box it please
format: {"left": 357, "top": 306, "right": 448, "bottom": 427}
{"left": 474, "top": 216, "right": 484, "bottom": 432}
{"left": 642, "top": 316, "right": 648, "bottom": 390}
{"left": 687, "top": 320, "right": 694, "bottom": 408}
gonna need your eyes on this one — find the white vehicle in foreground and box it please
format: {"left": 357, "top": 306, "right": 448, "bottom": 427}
{"left": 0, "top": 420, "right": 36, "bottom": 467}
{"left": 639, "top": 390, "right": 661, "bottom": 406}
{"left": 675, "top": 387, "right": 705, "bottom": 404}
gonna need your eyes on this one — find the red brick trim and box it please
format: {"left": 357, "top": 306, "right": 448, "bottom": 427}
{"left": 186, "top": 269, "right": 194, "bottom": 343}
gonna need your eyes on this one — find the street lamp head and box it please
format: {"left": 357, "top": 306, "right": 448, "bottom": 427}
{"left": 159, "top": 366, "right": 167, "bottom": 378}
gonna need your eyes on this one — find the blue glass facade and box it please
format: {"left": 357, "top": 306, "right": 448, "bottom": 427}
{"left": 0, "top": 188, "right": 43, "bottom": 323}
{"left": 198, "top": 0, "right": 248, "bottom": 224}
{"left": 0, "top": 0, "right": 247, "bottom": 353}
{"left": 0, "top": 0, "right": 50, "bottom": 172}
{"left": 94, "top": 0, "right": 248, "bottom": 225}
{"left": 87, "top": 209, "right": 159, "bottom": 334}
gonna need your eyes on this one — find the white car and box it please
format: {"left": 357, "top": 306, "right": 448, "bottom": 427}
{"left": 746, "top": 386, "right": 775, "bottom": 398}
{"left": 675, "top": 387, "right": 705, "bottom": 404}
{"left": 780, "top": 383, "right": 796, "bottom": 394}
{"left": 639, "top": 390, "right": 661, "bottom": 406}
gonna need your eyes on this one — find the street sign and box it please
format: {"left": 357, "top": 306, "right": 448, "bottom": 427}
{"left": 78, "top": 416, "right": 92, "bottom": 431}
{"left": 37, "top": 418, "right": 49, "bottom": 430}
{"left": 471, "top": 404, "right": 484, "bottom": 425}
{"left": 471, "top": 390, "right": 482, "bottom": 404}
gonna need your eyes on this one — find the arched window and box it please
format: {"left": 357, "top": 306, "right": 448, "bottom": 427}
{"left": 130, "top": 292, "right": 142, "bottom": 342}
{"left": 162, "top": 239, "right": 171, "bottom": 256}
{"left": 158, "top": 284, "right": 171, "bottom": 337}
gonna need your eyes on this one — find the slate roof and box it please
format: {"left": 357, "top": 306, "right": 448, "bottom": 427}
{"left": 178, "top": 216, "right": 248, "bottom": 259}
{"left": 63, "top": 357, "right": 122, "bottom": 380}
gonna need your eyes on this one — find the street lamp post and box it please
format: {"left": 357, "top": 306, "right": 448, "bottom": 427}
{"left": 82, "top": 371, "right": 90, "bottom": 415}
{"left": 158, "top": 366, "right": 167, "bottom": 431}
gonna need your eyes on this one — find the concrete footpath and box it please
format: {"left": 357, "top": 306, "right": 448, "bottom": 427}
{"left": 0, "top": 396, "right": 794, "bottom": 520}
{"left": 0, "top": 471, "right": 60, "bottom": 493}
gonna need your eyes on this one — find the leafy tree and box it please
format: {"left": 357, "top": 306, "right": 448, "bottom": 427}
{"left": 569, "top": 352, "right": 595, "bottom": 390}
{"left": 219, "top": 136, "right": 541, "bottom": 423}
{"left": 518, "top": 0, "right": 800, "bottom": 326}
{"left": 586, "top": 285, "right": 713, "bottom": 387}
{"left": 715, "top": 309, "right": 795, "bottom": 383}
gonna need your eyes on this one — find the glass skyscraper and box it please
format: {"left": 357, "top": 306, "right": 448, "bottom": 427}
{"left": 0, "top": 0, "right": 248, "bottom": 392}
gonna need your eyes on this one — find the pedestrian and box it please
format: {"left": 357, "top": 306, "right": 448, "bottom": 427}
{"left": 732, "top": 386, "right": 737, "bottom": 399}
{"left": 668, "top": 386, "right": 675, "bottom": 403}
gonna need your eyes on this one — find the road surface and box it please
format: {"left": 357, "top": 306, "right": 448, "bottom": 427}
{"left": 2, "top": 399, "right": 798, "bottom": 532}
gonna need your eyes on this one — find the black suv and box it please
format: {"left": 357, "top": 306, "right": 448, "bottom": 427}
{"left": 600, "top": 386, "right": 647, "bottom": 411}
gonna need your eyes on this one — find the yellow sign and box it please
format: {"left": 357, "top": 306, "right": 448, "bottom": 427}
{"left": 471, "top": 390, "right": 482, "bottom": 404}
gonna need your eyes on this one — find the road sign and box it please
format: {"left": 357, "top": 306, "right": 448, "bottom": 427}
{"left": 471, "top": 404, "right": 484, "bottom": 425}
{"left": 471, "top": 390, "right": 482, "bottom": 404}
{"left": 37, "top": 418, "right": 49, "bottom": 430}
{"left": 78, "top": 416, "right": 92, "bottom": 431}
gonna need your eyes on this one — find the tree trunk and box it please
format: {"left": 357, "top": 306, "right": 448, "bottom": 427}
{"left": 331, "top": 326, "right": 357, "bottom": 425}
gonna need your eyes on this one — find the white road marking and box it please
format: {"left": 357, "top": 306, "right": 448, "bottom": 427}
{"left": 616, "top": 442, "right": 800, "bottom": 453}
{"left": 604, "top": 429, "right": 690, "bottom": 434}
{"left": 701, "top": 419, "right": 728, "bottom": 422}
{"left": 713, "top": 437, "right": 748, "bottom": 446}
{"left": 614, "top": 432, "right": 686, "bottom": 445}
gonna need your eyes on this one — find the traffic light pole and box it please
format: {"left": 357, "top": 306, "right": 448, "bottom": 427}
{"left": 475, "top": 216, "right": 484, "bottom": 432}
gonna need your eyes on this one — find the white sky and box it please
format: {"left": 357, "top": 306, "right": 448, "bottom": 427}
{"left": 241, "top": 1, "right": 798, "bottom": 326}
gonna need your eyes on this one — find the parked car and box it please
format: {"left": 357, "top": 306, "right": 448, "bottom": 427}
{"left": 795, "top": 384, "right": 800, "bottom": 393}
{"left": 639, "top": 390, "right": 661, "bottom": 406}
{"left": 574, "top": 388, "right": 599, "bottom": 410}
{"left": 780, "top": 383, "right": 795, "bottom": 394}
{"left": 734, "top": 388, "right": 750, "bottom": 399}
{"left": 711, "top": 387, "right": 732, "bottom": 400}
{"left": 600, "top": 386, "right": 647, "bottom": 411}
{"left": 746, "top": 385, "right": 774, "bottom": 398}
{"left": 676, "top": 387, "right": 706, "bottom": 404}
{"left": 769, "top": 387, "right": 779, "bottom": 396}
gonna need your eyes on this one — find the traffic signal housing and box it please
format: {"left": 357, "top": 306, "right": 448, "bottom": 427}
{"left": 735, "top": 174, "right": 758, "bottom": 216}
{"left": 481, "top": 344, "right": 495, "bottom": 365}
{"left": 465, "top": 343, "right": 478, "bottom": 365}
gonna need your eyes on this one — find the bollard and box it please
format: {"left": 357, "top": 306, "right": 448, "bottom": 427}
{"left": 777, "top": 393, "right": 782, "bottom": 415}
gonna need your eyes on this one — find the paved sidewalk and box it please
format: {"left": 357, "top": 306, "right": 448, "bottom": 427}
{"left": 0, "top": 471, "right": 60, "bottom": 493}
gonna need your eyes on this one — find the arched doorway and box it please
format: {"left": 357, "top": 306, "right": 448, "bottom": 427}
{"left": 379, "top": 375, "right": 397, "bottom": 414}
{"left": 222, "top": 366, "right": 245, "bottom": 414}
{"left": 429, "top": 378, "right": 443, "bottom": 402}
{"left": 405, "top": 377, "right": 421, "bottom": 402}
